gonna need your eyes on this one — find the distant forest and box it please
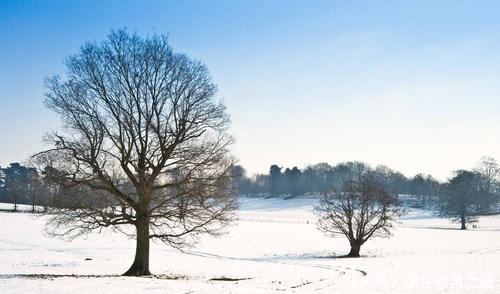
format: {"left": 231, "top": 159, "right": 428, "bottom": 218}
{"left": 234, "top": 161, "right": 439, "bottom": 199}
{"left": 233, "top": 158, "right": 500, "bottom": 213}
{"left": 1, "top": 157, "right": 499, "bottom": 214}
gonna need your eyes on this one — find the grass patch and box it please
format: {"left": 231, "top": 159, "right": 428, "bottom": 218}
{"left": 290, "top": 281, "right": 312, "bottom": 289}
{"left": 0, "top": 274, "right": 190, "bottom": 280}
{"left": 210, "top": 276, "right": 252, "bottom": 282}
{"left": 0, "top": 274, "right": 119, "bottom": 280}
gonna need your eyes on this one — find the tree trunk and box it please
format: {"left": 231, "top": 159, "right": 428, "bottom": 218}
{"left": 123, "top": 216, "right": 151, "bottom": 276}
{"left": 460, "top": 214, "right": 466, "bottom": 230}
{"left": 347, "top": 241, "right": 361, "bottom": 257}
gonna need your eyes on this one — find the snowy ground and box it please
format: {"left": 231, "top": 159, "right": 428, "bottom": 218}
{"left": 0, "top": 197, "right": 499, "bottom": 293}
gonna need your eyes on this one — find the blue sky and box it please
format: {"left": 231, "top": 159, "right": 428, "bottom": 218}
{"left": 1, "top": 0, "right": 500, "bottom": 180}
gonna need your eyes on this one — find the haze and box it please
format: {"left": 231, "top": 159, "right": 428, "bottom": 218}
{"left": 1, "top": 0, "right": 500, "bottom": 181}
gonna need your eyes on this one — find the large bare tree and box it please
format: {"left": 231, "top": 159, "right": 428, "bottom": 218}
{"left": 315, "top": 177, "right": 403, "bottom": 257}
{"left": 33, "top": 30, "right": 237, "bottom": 276}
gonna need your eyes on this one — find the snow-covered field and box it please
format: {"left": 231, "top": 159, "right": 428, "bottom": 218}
{"left": 0, "top": 197, "right": 499, "bottom": 293}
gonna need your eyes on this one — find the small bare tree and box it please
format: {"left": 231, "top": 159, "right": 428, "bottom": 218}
{"left": 315, "top": 177, "right": 403, "bottom": 257}
{"left": 33, "top": 29, "right": 237, "bottom": 276}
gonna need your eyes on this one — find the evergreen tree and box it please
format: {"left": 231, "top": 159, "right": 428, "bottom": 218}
{"left": 3, "top": 163, "right": 38, "bottom": 211}
{"left": 269, "top": 164, "right": 282, "bottom": 196}
{"left": 439, "top": 170, "right": 480, "bottom": 229}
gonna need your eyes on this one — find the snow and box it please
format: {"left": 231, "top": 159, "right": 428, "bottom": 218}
{"left": 0, "top": 197, "right": 499, "bottom": 293}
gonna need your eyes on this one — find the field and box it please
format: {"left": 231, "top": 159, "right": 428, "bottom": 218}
{"left": 0, "top": 197, "right": 499, "bottom": 293}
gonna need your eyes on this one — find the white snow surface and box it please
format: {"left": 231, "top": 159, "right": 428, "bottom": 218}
{"left": 0, "top": 197, "right": 499, "bottom": 293}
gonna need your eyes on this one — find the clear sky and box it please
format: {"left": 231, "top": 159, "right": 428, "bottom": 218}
{"left": 1, "top": 0, "right": 500, "bottom": 181}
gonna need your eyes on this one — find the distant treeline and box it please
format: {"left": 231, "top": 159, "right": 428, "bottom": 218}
{"left": 234, "top": 161, "right": 439, "bottom": 198}
{"left": 233, "top": 158, "right": 500, "bottom": 213}
{"left": 0, "top": 163, "right": 100, "bottom": 211}
{"left": 1, "top": 157, "right": 500, "bottom": 215}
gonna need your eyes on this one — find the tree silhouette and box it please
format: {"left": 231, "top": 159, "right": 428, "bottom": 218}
{"left": 34, "top": 30, "right": 236, "bottom": 276}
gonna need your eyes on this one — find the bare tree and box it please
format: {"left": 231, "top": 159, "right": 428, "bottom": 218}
{"left": 474, "top": 156, "right": 499, "bottom": 213}
{"left": 33, "top": 30, "right": 237, "bottom": 276}
{"left": 315, "top": 177, "right": 403, "bottom": 257}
